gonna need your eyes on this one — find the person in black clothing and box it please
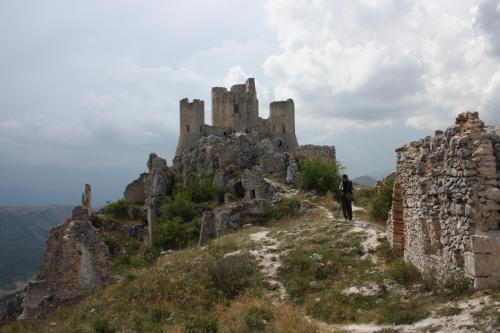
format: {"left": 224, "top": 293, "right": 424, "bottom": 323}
{"left": 340, "top": 174, "right": 353, "bottom": 221}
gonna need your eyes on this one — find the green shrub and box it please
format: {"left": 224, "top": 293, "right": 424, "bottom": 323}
{"left": 208, "top": 254, "right": 257, "bottom": 299}
{"left": 443, "top": 273, "right": 472, "bottom": 296}
{"left": 244, "top": 307, "right": 274, "bottom": 330}
{"left": 103, "top": 237, "right": 119, "bottom": 255}
{"left": 354, "top": 187, "right": 376, "bottom": 209}
{"left": 125, "top": 271, "right": 136, "bottom": 281}
{"left": 184, "top": 175, "right": 224, "bottom": 204}
{"left": 104, "top": 199, "right": 130, "bottom": 218}
{"left": 93, "top": 319, "right": 115, "bottom": 333}
{"left": 150, "top": 308, "right": 170, "bottom": 323}
{"left": 274, "top": 197, "right": 301, "bottom": 219}
{"left": 89, "top": 214, "right": 104, "bottom": 229}
{"left": 184, "top": 314, "right": 218, "bottom": 333}
{"left": 154, "top": 217, "right": 194, "bottom": 250}
{"left": 160, "top": 193, "right": 200, "bottom": 222}
{"left": 368, "top": 176, "right": 394, "bottom": 222}
{"left": 299, "top": 158, "right": 344, "bottom": 198}
{"left": 388, "top": 260, "right": 421, "bottom": 286}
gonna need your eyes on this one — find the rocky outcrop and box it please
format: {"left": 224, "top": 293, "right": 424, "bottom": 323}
{"left": 143, "top": 153, "right": 174, "bottom": 246}
{"left": 0, "top": 291, "right": 22, "bottom": 326}
{"left": 199, "top": 200, "right": 267, "bottom": 246}
{"left": 124, "top": 173, "right": 147, "bottom": 204}
{"left": 387, "top": 112, "right": 500, "bottom": 289}
{"left": 20, "top": 205, "right": 110, "bottom": 320}
{"left": 173, "top": 132, "right": 288, "bottom": 193}
{"left": 286, "top": 155, "right": 299, "bottom": 185}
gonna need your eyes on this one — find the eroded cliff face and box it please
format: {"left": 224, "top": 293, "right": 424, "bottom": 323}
{"left": 20, "top": 206, "right": 110, "bottom": 320}
{"left": 388, "top": 112, "right": 500, "bottom": 289}
{"left": 172, "top": 132, "right": 296, "bottom": 191}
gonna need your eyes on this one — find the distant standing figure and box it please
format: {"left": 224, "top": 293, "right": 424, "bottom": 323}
{"left": 340, "top": 174, "right": 353, "bottom": 221}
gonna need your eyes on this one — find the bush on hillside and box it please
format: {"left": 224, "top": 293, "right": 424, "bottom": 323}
{"left": 159, "top": 192, "right": 200, "bottom": 222}
{"left": 154, "top": 217, "right": 195, "bottom": 250}
{"left": 209, "top": 254, "right": 257, "bottom": 299}
{"left": 299, "top": 158, "right": 344, "bottom": 198}
{"left": 183, "top": 174, "right": 225, "bottom": 204}
{"left": 104, "top": 199, "right": 130, "bottom": 218}
{"left": 368, "top": 176, "right": 394, "bottom": 222}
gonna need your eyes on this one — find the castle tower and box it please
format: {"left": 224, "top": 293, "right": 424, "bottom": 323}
{"left": 269, "top": 99, "right": 299, "bottom": 150}
{"left": 175, "top": 98, "right": 205, "bottom": 155}
{"left": 211, "top": 78, "right": 259, "bottom": 131}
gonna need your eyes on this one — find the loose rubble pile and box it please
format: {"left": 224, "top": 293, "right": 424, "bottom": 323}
{"left": 387, "top": 112, "right": 500, "bottom": 289}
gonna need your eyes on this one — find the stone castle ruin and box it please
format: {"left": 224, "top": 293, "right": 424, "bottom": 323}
{"left": 387, "top": 112, "right": 500, "bottom": 289}
{"left": 176, "top": 78, "right": 299, "bottom": 155}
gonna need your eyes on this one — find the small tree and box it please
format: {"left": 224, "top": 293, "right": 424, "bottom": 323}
{"left": 299, "top": 158, "right": 344, "bottom": 199}
{"left": 153, "top": 217, "right": 193, "bottom": 250}
{"left": 369, "top": 176, "right": 395, "bottom": 222}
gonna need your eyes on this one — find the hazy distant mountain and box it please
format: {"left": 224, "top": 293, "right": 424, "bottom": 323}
{"left": 0, "top": 205, "right": 72, "bottom": 290}
{"left": 352, "top": 175, "right": 378, "bottom": 187}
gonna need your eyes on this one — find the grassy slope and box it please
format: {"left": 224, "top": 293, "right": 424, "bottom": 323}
{"left": 2, "top": 196, "right": 499, "bottom": 333}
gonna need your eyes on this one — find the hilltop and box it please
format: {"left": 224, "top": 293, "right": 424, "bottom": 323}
{"left": 2, "top": 184, "right": 499, "bottom": 332}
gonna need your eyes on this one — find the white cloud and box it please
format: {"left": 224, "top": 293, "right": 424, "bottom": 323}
{"left": 263, "top": 0, "right": 500, "bottom": 130}
{"left": 223, "top": 66, "right": 249, "bottom": 87}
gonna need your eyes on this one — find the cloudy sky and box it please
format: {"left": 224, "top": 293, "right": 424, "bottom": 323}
{"left": 1, "top": 0, "right": 499, "bottom": 206}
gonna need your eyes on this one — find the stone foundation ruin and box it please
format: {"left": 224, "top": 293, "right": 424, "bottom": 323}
{"left": 387, "top": 112, "right": 500, "bottom": 289}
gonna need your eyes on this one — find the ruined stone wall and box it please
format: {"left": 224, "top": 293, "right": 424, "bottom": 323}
{"left": 268, "top": 99, "right": 299, "bottom": 151}
{"left": 20, "top": 204, "right": 111, "bottom": 319}
{"left": 294, "top": 145, "right": 336, "bottom": 161}
{"left": 176, "top": 98, "right": 205, "bottom": 156}
{"left": 388, "top": 112, "right": 500, "bottom": 289}
{"left": 82, "top": 184, "right": 92, "bottom": 217}
{"left": 211, "top": 78, "right": 259, "bottom": 131}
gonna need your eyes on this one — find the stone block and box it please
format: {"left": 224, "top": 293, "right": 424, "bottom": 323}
{"left": 471, "top": 234, "right": 500, "bottom": 254}
{"left": 474, "top": 277, "right": 499, "bottom": 289}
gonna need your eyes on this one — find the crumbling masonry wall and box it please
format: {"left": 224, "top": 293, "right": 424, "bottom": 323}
{"left": 387, "top": 112, "right": 500, "bottom": 289}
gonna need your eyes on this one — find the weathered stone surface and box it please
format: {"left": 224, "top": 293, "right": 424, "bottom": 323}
{"left": 143, "top": 153, "right": 174, "bottom": 247}
{"left": 121, "top": 223, "right": 146, "bottom": 241}
{"left": 20, "top": 205, "right": 110, "bottom": 320}
{"left": 124, "top": 173, "right": 147, "bottom": 204}
{"left": 387, "top": 112, "right": 500, "bottom": 289}
{"left": 294, "top": 144, "right": 336, "bottom": 161}
{"left": 199, "top": 200, "right": 266, "bottom": 246}
{"left": 286, "top": 155, "right": 299, "bottom": 185}
{"left": 0, "top": 291, "right": 22, "bottom": 326}
{"left": 242, "top": 166, "right": 274, "bottom": 201}
{"left": 81, "top": 184, "right": 92, "bottom": 217}
{"left": 173, "top": 132, "right": 289, "bottom": 195}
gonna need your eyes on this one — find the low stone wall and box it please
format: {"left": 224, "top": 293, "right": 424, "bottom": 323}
{"left": 387, "top": 112, "right": 500, "bottom": 289}
{"left": 294, "top": 144, "right": 336, "bottom": 161}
